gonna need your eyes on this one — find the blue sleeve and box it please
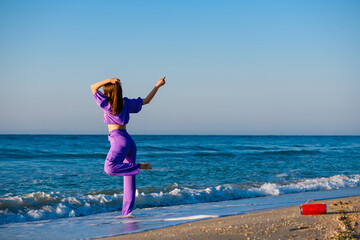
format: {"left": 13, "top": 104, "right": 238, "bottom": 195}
{"left": 126, "top": 97, "right": 143, "bottom": 113}
{"left": 93, "top": 91, "right": 111, "bottom": 111}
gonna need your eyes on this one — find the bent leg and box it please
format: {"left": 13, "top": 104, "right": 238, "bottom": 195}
{"left": 122, "top": 175, "right": 136, "bottom": 216}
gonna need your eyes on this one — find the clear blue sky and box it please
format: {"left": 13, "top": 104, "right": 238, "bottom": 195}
{"left": 0, "top": 0, "right": 359, "bottom": 135}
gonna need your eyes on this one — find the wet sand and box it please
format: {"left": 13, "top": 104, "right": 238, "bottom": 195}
{"left": 96, "top": 195, "right": 360, "bottom": 240}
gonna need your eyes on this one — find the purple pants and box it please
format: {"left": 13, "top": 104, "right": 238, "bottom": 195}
{"left": 104, "top": 129, "right": 141, "bottom": 216}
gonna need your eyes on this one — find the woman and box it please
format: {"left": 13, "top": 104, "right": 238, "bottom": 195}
{"left": 90, "top": 76, "right": 166, "bottom": 217}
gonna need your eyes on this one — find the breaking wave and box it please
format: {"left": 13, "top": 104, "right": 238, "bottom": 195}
{"left": 1, "top": 174, "right": 359, "bottom": 225}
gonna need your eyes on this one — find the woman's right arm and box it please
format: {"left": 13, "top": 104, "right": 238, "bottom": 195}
{"left": 90, "top": 78, "right": 120, "bottom": 94}
{"left": 142, "top": 77, "right": 166, "bottom": 105}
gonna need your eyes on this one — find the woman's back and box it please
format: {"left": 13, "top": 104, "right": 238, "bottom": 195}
{"left": 93, "top": 91, "right": 143, "bottom": 125}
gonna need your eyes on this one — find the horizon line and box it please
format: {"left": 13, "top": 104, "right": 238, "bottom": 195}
{"left": 0, "top": 133, "right": 359, "bottom": 136}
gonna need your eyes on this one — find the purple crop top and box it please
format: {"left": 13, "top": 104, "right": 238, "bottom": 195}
{"left": 93, "top": 91, "right": 143, "bottom": 125}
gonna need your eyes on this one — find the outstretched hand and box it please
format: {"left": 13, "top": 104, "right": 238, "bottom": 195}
{"left": 142, "top": 76, "right": 166, "bottom": 105}
{"left": 156, "top": 77, "right": 166, "bottom": 88}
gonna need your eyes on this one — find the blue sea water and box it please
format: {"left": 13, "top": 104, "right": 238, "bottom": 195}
{"left": 0, "top": 135, "right": 359, "bottom": 239}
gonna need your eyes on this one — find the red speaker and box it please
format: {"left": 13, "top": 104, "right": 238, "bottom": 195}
{"left": 300, "top": 200, "right": 327, "bottom": 215}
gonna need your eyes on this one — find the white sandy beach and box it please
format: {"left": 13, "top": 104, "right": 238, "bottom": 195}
{"left": 97, "top": 195, "right": 360, "bottom": 240}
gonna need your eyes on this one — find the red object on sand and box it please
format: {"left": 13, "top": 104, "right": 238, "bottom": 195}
{"left": 300, "top": 200, "right": 327, "bottom": 215}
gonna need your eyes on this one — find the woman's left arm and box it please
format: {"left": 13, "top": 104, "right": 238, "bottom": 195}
{"left": 142, "top": 77, "right": 166, "bottom": 105}
{"left": 90, "top": 78, "right": 119, "bottom": 94}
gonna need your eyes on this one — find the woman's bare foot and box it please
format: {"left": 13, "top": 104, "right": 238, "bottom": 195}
{"left": 139, "top": 162, "right": 152, "bottom": 169}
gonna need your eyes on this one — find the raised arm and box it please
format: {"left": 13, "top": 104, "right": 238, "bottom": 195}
{"left": 90, "top": 78, "right": 120, "bottom": 94}
{"left": 142, "top": 77, "right": 166, "bottom": 105}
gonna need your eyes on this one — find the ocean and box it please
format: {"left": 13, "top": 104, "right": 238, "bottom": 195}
{"left": 0, "top": 135, "right": 359, "bottom": 239}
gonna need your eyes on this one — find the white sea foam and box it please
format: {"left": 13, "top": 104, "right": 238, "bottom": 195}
{"left": 163, "top": 215, "right": 219, "bottom": 221}
{"left": 276, "top": 173, "right": 288, "bottom": 177}
{"left": 1, "top": 174, "right": 359, "bottom": 225}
